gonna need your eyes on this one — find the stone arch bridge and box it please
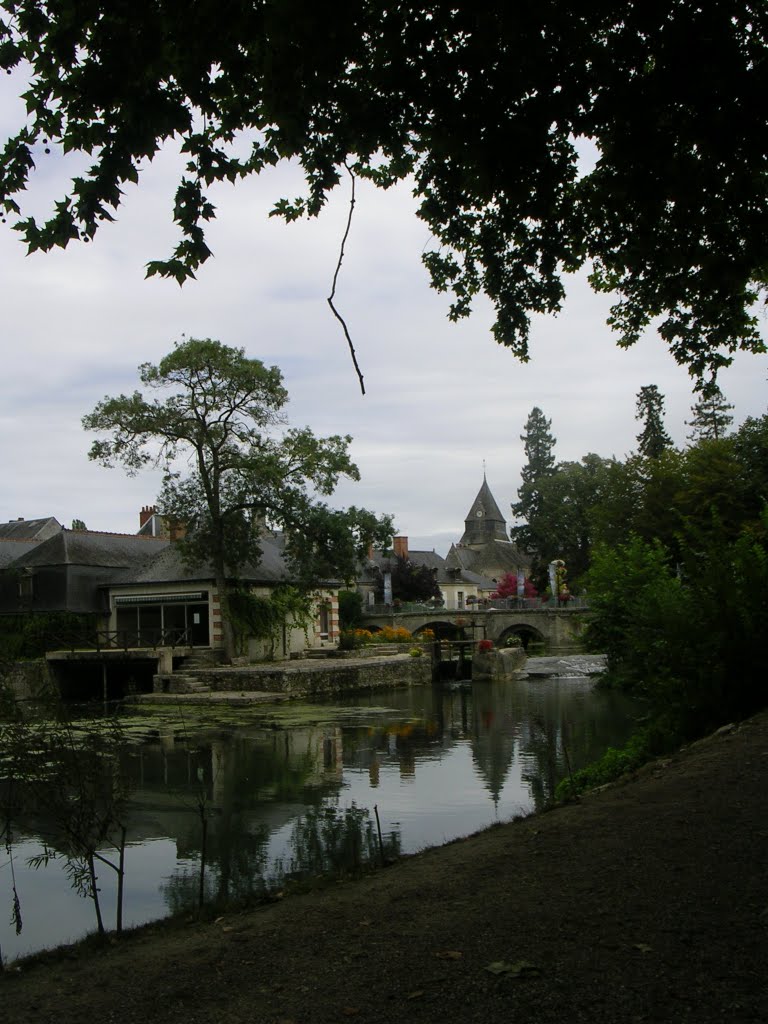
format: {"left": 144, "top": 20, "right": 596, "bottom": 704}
{"left": 363, "top": 604, "right": 589, "bottom": 655}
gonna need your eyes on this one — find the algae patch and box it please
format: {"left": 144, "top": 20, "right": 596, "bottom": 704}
{"left": 118, "top": 700, "right": 410, "bottom": 741}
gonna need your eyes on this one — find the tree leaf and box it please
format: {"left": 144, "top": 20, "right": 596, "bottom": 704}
{"left": 484, "top": 960, "right": 541, "bottom": 977}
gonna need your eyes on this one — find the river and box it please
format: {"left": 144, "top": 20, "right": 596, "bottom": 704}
{"left": 1, "top": 659, "right": 636, "bottom": 963}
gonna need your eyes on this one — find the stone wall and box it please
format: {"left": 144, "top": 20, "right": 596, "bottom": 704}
{"left": 472, "top": 647, "right": 527, "bottom": 682}
{"left": 197, "top": 652, "right": 431, "bottom": 697}
{"left": 3, "top": 659, "right": 56, "bottom": 703}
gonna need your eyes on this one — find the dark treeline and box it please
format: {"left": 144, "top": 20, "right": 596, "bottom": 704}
{"left": 511, "top": 400, "right": 768, "bottom": 789}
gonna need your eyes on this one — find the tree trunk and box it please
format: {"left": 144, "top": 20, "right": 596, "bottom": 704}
{"left": 115, "top": 826, "right": 126, "bottom": 933}
{"left": 88, "top": 852, "right": 105, "bottom": 935}
{"left": 215, "top": 573, "right": 236, "bottom": 663}
{"left": 198, "top": 809, "right": 208, "bottom": 915}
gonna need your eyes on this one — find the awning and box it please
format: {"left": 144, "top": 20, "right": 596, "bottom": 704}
{"left": 113, "top": 592, "right": 206, "bottom": 605}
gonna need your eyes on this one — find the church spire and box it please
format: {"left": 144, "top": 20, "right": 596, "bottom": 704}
{"left": 460, "top": 476, "right": 508, "bottom": 545}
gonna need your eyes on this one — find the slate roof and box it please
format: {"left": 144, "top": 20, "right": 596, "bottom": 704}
{"left": 105, "top": 532, "right": 348, "bottom": 589}
{"left": 362, "top": 543, "right": 502, "bottom": 594}
{"left": 460, "top": 477, "right": 510, "bottom": 546}
{"left": 1, "top": 519, "right": 340, "bottom": 611}
{"left": 447, "top": 567, "right": 500, "bottom": 592}
{"left": 0, "top": 538, "right": 40, "bottom": 568}
{"left": 363, "top": 547, "right": 446, "bottom": 581}
{"left": 109, "top": 532, "right": 325, "bottom": 587}
{"left": 4, "top": 530, "right": 169, "bottom": 569}
{"left": 464, "top": 478, "right": 506, "bottom": 524}
{"left": 407, "top": 549, "right": 445, "bottom": 571}
{"left": 0, "top": 516, "right": 62, "bottom": 541}
{"left": 445, "top": 540, "right": 529, "bottom": 580}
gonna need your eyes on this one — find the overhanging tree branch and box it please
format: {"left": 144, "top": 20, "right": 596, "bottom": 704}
{"left": 3, "top": 4, "right": 766, "bottom": 382}
{"left": 327, "top": 164, "right": 365, "bottom": 395}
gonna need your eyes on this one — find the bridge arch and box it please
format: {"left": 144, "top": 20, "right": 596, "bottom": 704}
{"left": 413, "top": 619, "right": 462, "bottom": 640}
{"left": 362, "top": 606, "right": 586, "bottom": 656}
{"left": 496, "top": 623, "right": 545, "bottom": 651}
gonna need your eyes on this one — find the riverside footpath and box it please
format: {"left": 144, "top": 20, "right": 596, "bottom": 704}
{"left": 3, "top": 711, "right": 767, "bottom": 1024}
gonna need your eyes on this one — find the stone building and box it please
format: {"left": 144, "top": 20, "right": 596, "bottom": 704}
{"left": 445, "top": 475, "right": 530, "bottom": 586}
{"left": 0, "top": 508, "right": 340, "bottom": 662}
{"left": 360, "top": 476, "right": 530, "bottom": 611}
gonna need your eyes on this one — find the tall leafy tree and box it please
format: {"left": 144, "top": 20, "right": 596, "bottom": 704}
{"left": 371, "top": 556, "right": 441, "bottom": 604}
{"left": 389, "top": 556, "right": 442, "bottom": 604}
{"left": 2, "top": 4, "right": 767, "bottom": 383}
{"left": 585, "top": 513, "right": 768, "bottom": 743}
{"left": 593, "top": 418, "right": 768, "bottom": 562}
{"left": 635, "top": 385, "right": 673, "bottom": 459}
{"left": 337, "top": 589, "right": 364, "bottom": 631}
{"left": 529, "top": 454, "right": 615, "bottom": 586}
{"left": 83, "top": 339, "right": 393, "bottom": 659}
{"left": 686, "top": 385, "right": 735, "bottom": 442}
{"left": 732, "top": 414, "right": 768, "bottom": 528}
{"left": 510, "top": 407, "right": 556, "bottom": 558}
{"left": 527, "top": 408, "right": 768, "bottom": 763}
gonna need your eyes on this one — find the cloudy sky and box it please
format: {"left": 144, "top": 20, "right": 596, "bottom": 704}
{"left": 2, "top": 75, "right": 766, "bottom": 556}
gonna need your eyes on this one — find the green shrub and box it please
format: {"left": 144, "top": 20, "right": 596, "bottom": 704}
{"left": 338, "top": 630, "right": 362, "bottom": 651}
{"left": 0, "top": 612, "right": 100, "bottom": 661}
{"left": 555, "top": 728, "right": 663, "bottom": 800}
{"left": 584, "top": 510, "right": 768, "bottom": 743}
{"left": 338, "top": 590, "right": 364, "bottom": 631}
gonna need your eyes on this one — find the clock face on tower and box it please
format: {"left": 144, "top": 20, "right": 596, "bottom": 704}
{"left": 475, "top": 509, "right": 484, "bottom": 517}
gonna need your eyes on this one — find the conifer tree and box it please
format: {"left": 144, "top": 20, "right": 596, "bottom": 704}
{"left": 510, "top": 407, "right": 557, "bottom": 553}
{"left": 635, "top": 386, "right": 673, "bottom": 459}
{"left": 686, "top": 386, "right": 734, "bottom": 442}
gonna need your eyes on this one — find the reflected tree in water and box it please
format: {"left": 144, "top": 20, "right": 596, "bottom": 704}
{"left": 2, "top": 709, "right": 131, "bottom": 936}
{"left": 287, "top": 803, "right": 400, "bottom": 880}
{"left": 470, "top": 682, "right": 518, "bottom": 809}
{"left": 464, "top": 676, "right": 638, "bottom": 813}
{"left": 160, "top": 818, "right": 272, "bottom": 917}
{"left": 155, "top": 725, "right": 346, "bottom": 914}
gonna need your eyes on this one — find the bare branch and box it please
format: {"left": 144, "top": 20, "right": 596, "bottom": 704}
{"left": 327, "top": 164, "right": 365, "bottom": 395}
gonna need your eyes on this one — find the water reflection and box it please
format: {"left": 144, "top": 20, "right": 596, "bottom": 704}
{"left": 2, "top": 672, "right": 636, "bottom": 960}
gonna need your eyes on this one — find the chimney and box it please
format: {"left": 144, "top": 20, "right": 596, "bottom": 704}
{"left": 393, "top": 536, "right": 409, "bottom": 559}
{"left": 139, "top": 505, "right": 156, "bottom": 528}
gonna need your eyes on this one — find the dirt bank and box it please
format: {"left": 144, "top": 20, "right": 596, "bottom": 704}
{"left": 3, "top": 711, "right": 767, "bottom": 1024}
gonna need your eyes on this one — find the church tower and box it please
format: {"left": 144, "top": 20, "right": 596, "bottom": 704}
{"left": 459, "top": 476, "right": 508, "bottom": 547}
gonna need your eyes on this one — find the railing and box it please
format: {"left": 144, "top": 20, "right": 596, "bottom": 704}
{"left": 485, "top": 597, "right": 590, "bottom": 610}
{"left": 46, "top": 628, "right": 193, "bottom": 653}
{"left": 364, "top": 602, "right": 440, "bottom": 615}
{"left": 364, "top": 597, "right": 589, "bottom": 615}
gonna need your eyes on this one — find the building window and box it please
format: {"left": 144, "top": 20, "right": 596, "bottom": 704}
{"left": 114, "top": 593, "right": 210, "bottom": 647}
{"left": 457, "top": 591, "right": 464, "bottom": 610}
{"left": 17, "top": 571, "right": 33, "bottom": 601}
{"left": 319, "top": 603, "right": 330, "bottom": 639}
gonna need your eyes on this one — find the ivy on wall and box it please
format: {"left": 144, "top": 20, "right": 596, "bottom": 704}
{"left": 227, "top": 587, "right": 316, "bottom": 659}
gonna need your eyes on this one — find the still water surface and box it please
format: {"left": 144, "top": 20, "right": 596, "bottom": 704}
{"left": 1, "top": 666, "right": 636, "bottom": 962}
